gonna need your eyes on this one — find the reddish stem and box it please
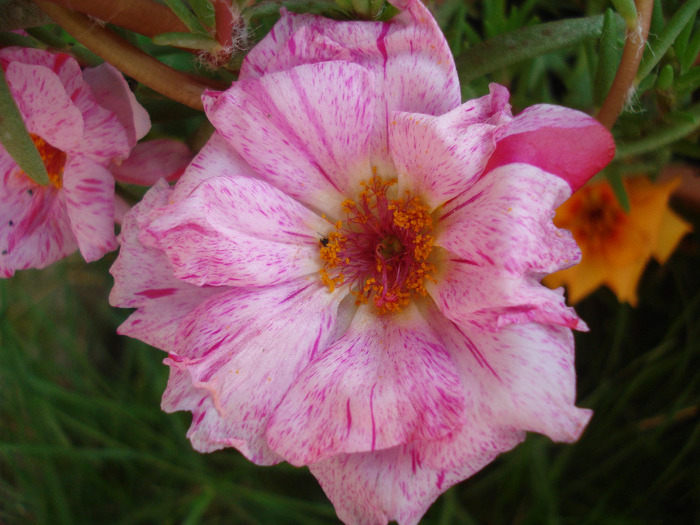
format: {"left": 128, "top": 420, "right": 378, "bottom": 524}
{"left": 595, "top": 0, "right": 654, "bottom": 130}
{"left": 34, "top": 0, "right": 227, "bottom": 110}
{"left": 39, "top": 0, "right": 187, "bottom": 37}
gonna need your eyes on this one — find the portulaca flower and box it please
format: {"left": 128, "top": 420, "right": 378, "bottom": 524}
{"left": 0, "top": 48, "right": 190, "bottom": 277}
{"left": 110, "top": 1, "right": 614, "bottom": 523}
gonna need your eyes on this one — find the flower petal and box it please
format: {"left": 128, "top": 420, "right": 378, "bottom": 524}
{"left": 427, "top": 307, "right": 592, "bottom": 446}
{"left": 169, "top": 132, "right": 257, "bottom": 203}
{"left": 109, "top": 180, "right": 218, "bottom": 349}
{"left": 240, "top": 0, "right": 460, "bottom": 175}
{"left": 82, "top": 62, "right": 150, "bottom": 147}
{"left": 266, "top": 304, "right": 465, "bottom": 466}
{"left": 309, "top": 438, "right": 516, "bottom": 525}
{"left": 204, "top": 61, "right": 374, "bottom": 217}
{"left": 144, "top": 176, "right": 327, "bottom": 287}
{"left": 437, "top": 163, "right": 578, "bottom": 277}
{"left": 110, "top": 139, "right": 192, "bottom": 185}
{"left": 391, "top": 84, "right": 512, "bottom": 209}
{"left": 0, "top": 153, "right": 76, "bottom": 277}
{"left": 162, "top": 280, "right": 342, "bottom": 463}
{"left": 429, "top": 255, "right": 585, "bottom": 331}
{"left": 62, "top": 156, "right": 117, "bottom": 261}
{"left": 484, "top": 104, "right": 615, "bottom": 192}
{"left": 2, "top": 61, "right": 84, "bottom": 151}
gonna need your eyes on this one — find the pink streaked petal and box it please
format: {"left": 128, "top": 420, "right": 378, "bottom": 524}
{"left": 71, "top": 85, "right": 131, "bottom": 161}
{"left": 204, "top": 62, "right": 374, "bottom": 217}
{"left": 63, "top": 156, "right": 117, "bottom": 261}
{"left": 437, "top": 163, "right": 578, "bottom": 278}
{"left": 161, "top": 368, "right": 261, "bottom": 455}
{"left": 145, "top": 176, "right": 327, "bottom": 287}
{"left": 163, "top": 280, "right": 342, "bottom": 464}
{"left": 266, "top": 304, "right": 465, "bottom": 466}
{"left": 485, "top": 104, "right": 615, "bottom": 192}
{"left": 429, "top": 257, "right": 585, "bottom": 331}
{"left": 241, "top": 0, "right": 460, "bottom": 174}
{"left": 109, "top": 180, "right": 218, "bottom": 349}
{"left": 0, "top": 154, "right": 76, "bottom": 277}
{"left": 110, "top": 139, "right": 192, "bottom": 186}
{"left": 428, "top": 307, "right": 592, "bottom": 445}
{"left": 3, "top": 62, "right": 84, "bottom": 151}
{"left": 170, "top": 132, "right": 258, "bottom": 203}
{"left": 391, "top": 84, "right": 512, "bottom": 209}
{"left": 82, "top": 63, "right": 150, "bottom": 147}
{"left": 310, "top": 437, "right": 517, "bottom": 525}
{"left": 0, "top": 47, "right": 83, "bottom": 101}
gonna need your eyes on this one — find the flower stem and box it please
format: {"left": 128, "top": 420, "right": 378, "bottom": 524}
{"left": 595, "top": 0, "right": 653, "bottom": 130}
{"left": 38, "top": 0, "right": 187, "bottom": 37}
{"left": 33, "top": 0, "right": 226, "bottom": 110}
{"left": 615, "top": 102, "right": 700, "bottom": 159}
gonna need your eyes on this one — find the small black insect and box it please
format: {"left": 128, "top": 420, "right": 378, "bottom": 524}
{"left": 319, "top": 236, "right": 330, "bottom": 247}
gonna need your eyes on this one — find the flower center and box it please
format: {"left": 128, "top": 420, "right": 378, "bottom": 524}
{"left": 572, "top": 184, "right": 626, "bottom": 240}
{"left": 27, "top": 134, "right": 66, "bottom": 188}
{"left": 319, "top": 176, "right": 436, "bottom": 314}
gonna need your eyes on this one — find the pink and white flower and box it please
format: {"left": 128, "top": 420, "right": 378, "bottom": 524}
{"left": 0, "top": 48, "right": 190, "bottom": 277}
{"left": 110, "top": 1, "right": 614, "bottom": 523}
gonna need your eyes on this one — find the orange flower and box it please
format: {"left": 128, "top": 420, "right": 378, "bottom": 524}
{"left": 545, "top": 177, "right": 691, "bottom": 305}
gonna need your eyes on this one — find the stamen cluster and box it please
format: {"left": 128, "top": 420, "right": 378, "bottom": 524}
{"left": 319, "top": 177, "right": 435, "bottom": 314}
{"left": 28, "top": 134, "right": 67, "bottom": 189}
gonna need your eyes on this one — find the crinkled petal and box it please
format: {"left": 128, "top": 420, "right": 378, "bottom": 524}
{"left": 0, "top": 153, "right": 75, "bottom": 276}
{"left": 144, "top": 176, "right": 327, "bottom": 287}
{"left": 429, "top": 254, "right": 585, "bottom": 331}
{"left": 170, "top": 132, "right": 258, "bottom": 203}
{"left": 204, "top": 62, "right": 374, "bottom": 217}
{"left": 426, "top": 307, "right": 592, "bottom": 447}
{"left": 241, "top": 0, "right": 460, "bottom": 173}
{"left": 431, "top": 163, "right": 584, "bottom": 329}
{"left": 110, "top": 139, "right": 192, "bottom": 185}
{"left": 3, "top": 61, "right": 83, "bottom": 151}
{"left": 266, "top": 304, "right": 465, "bottom": 466}
{"left": 309, "top": 437, "right": 518, "bottom": 525}
{"left": 62, "top": 156, "right": 117, "bottom": 262}
{"left": 82, "top": 62, "right": 150, "bottom": 147}
{"left": 163, "top": 280, "right": 342, "bottom": 463}
{"left": 437, "top": 163, "right": 578, "bottom": 277}
{"left": 485, "top": 104, "right": 615, "bottom": 192}
{"left": 109, "top": 180, "right": 218, "bottom": 350}
{"left": 391, "top": 84, "right": 512, "bottom": 209}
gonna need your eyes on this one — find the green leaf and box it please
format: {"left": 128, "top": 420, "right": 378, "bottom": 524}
{"left": 676, "top": 67, "right": 700, "bottom": 94}
{"left": 190, "top": 0, "right": 216, "bottom": 29}
{"left": 656, "top": 63, "right": 674, "bottom": 91}
{"left": 456, "top": 14, "right": 607, "bottom": 85}
{"left": 679, "top": 23, "right": 700, "bottom": 74}
{"left": 606, "top": 169, "right": 630, "bottom": 213}
{"left": 611, "top": 0, "right": 637, "bottom": 30}
{"left": 0, "top": 66, "right": 49, "bottom": 186}
{"left": 152, "top": 31, "right": 221, "bottom": 51}
{"left": 593, "top": 9, "right": 625, "bottom": 107}
{"left": 161, "top": 0, "right": 209, "bottom": 34}
{"left": 616, "top": 102, "right": 700, "bottom": 159}
{"left": 636, "top": 0, "right": 700, "bottom": 84}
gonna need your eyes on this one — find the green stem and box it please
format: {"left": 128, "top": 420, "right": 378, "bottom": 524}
{"left": 615, "top": 103, "right": 700, "bottom": 159}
